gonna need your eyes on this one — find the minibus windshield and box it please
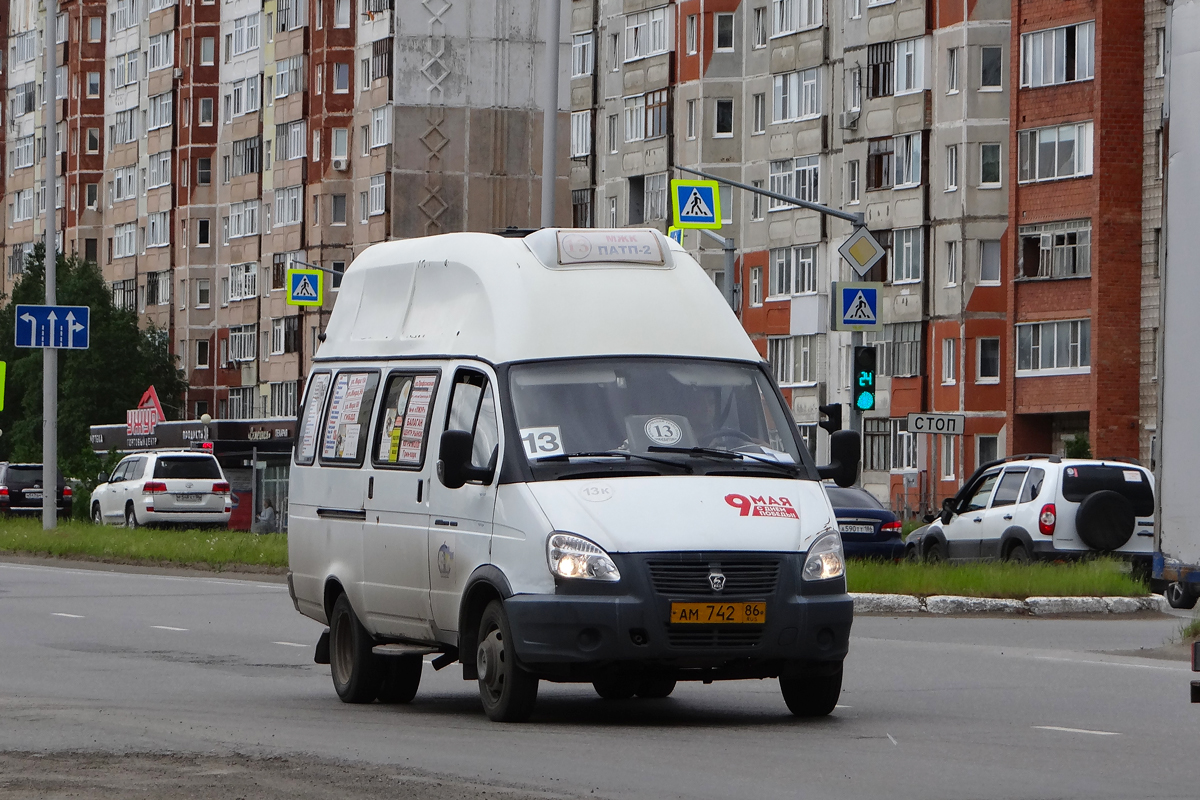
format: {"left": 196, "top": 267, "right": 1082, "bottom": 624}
{"left": 508, "top": 358, "right": 810, "bottom": 477}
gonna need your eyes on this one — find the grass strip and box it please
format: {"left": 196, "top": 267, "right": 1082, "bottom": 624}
{"left": 847, "top": 557, "right": 1147, "bottom": 599}
{"left": 1179, "top": 618, "right": 1200, "bottom": 643}
{"left": 0, "top": 518, "right": 287, "bottom": 570}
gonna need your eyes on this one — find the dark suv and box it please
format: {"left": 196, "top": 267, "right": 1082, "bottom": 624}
{"left": 0, "top": 464, "right": 72, "bottom": 518}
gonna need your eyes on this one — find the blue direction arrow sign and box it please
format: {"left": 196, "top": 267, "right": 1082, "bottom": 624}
{"left": 15, "top": 304, "right": 90, "bottom": 349}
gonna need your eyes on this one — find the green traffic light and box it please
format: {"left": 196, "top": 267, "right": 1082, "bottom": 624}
{"left": 856, "top": 392, "right": 874, "bottom": 411}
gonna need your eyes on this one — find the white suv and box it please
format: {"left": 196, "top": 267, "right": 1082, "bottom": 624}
{"left": 905, "top": 456, "right": 1155, "bottom": 568}
{"left": 91, "top": 450, "right": 231, "bottom": 528}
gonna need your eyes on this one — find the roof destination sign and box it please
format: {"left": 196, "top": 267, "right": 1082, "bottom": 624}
{"left": 554, "top": 230, "right": 666, "bottom": 267}
{"left": 907, "top": 413, "right": 966, "bottom": 436}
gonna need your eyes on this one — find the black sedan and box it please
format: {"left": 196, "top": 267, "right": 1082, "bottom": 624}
{"left": 823, "top": 484, "right": 904, "bottom": 560}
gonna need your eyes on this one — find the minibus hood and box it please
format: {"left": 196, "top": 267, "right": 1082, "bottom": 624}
{"left": 524, "top": 475, "right": 837, "bottom": 553}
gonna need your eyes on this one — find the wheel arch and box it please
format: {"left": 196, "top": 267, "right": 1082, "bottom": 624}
{"left": 323, "top": 576, "right": 348, "bottom": 623}
{"left": 999, "top": 526, "right": 1034, "bottom": 559}
{"left": 922, "top": 528, "right": 948, "bottom": 558}
{"left": 457, "top": 565, "right": 514, "bottom": 681}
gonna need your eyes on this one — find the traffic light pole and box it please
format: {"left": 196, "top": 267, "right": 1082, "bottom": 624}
{"left": 675, "top": 165, "right": 865, "bottom": 226}
{"left": 699, "top": 228, "right": 737, "bottom": 311}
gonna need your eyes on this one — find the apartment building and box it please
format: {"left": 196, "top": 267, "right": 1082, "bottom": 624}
{"left": 5, "top": 0, "right": 567, "bottom": 429}
{"left": 1141, "top": 0, "right": 1167, "bottom": 466}
{"left": 1006, "top": 1, "right": 1143, "bottom": 458}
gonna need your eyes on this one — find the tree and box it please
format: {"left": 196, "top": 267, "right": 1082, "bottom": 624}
{"left": 0, "top": 244, "right": 188, "bottom": 491}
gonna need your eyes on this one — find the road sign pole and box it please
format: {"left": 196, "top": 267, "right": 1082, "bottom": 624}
{"left": 699, "top": 228, "right": 737, "bottom": 311}
{"left": 44, "top": 0, "right": 59, "bottom": 530}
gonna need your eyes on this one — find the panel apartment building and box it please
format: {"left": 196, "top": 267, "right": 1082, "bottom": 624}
{"left": 5, "top": 0, "right": 567, "bottom": 422}
{"left": 568, "top": 0, "right": 1010, "bottom": 510}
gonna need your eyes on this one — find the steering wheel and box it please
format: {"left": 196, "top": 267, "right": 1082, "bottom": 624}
{"left": 699, "top": 428, "right": 757, "bottom": 448}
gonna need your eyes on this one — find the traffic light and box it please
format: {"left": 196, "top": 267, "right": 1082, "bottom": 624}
{"left": 853, "top": 346, "right": 877, "bottom": 411}
{"left": 818, "top": 403, "right": 842, "bottom": 434}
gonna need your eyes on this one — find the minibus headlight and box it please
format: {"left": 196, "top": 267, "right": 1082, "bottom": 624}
{"left": 802, "top": 530, "right": 845, "bottom": 582}
{"left": 546, "top": 532, "right": 621, "bottom": 582}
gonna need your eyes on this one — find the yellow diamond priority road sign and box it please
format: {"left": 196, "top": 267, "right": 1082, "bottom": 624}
{"left": 838, "top": 227, "right": 886, "bottom": 277}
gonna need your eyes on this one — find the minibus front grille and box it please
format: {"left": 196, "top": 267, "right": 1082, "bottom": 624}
{"left": 646, "top": 559, "right": 781, "bottom": 597}
{"left": 665, "top": 627, "right": 764, "bottom": 648}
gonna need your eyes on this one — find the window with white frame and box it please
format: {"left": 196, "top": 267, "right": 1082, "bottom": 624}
{"left": 863, "top": 418, "right": 890, "bottom": 471}
{"left": 848, "top": 159, "right": 860, "bottom": 203}
{"left": 768, "top": 247, "right": 818, "bottom": 297}
{"left": 275, "top": 56, "right": 305, "bottom": 98}
{"left": 10, "top": 82, "right": 35, "bottom": 118}
{"left": 767, "top": 336, "right": 795, "bottom": 384}
{"left": 772, "top": 0, "right": 821, "bottom": 35}
{"left": 796, "top": 334, "right": 816, "bottom": 383}
{"left": 753, "top": 7, "right": 768, "bottom": 47}
{"left": 715, "top": 13, "right": 735, "bottom": 51}
{"left": 1018, "top": 121, "right": 1093, "bottom": 183}
{"left": 942, "top": 435, "right": 956, "bottom": 479}
{"left": 112, "top": 109, "right": 138, "bottom": 144}
{"left": 795, "top": 245, "right": 817, "bottom": 293}
{"left": 231, "top": 136, "right": 262, "bottom": 177}
{"left": 893, "top": 132, "right": 921, "bottom": 187}
{"left": 894, "top": 37, "right": 925, "bottom": 94}
{"left": 275, "top": 121, "right": 306, "bottom": 161}
{"left": 371, "top": 106, "right": 391, "bottom": 147}
{"left": 947, "top": 46, "right": 959, "bottom": 92}
{"left": 980, "top": 46, "right": 1003, "bottom": 89}
{"left": 1021, "top": 21, "right": 1093, "bottom": 88}
{"left": 942, "top": 338, "right": 956, "bottom": 384}
{"left": 229, "top": 76, "right": 261, "bottom": 117}
{"left": 751, "top": 180, "right": 765, "bottom": 220}
{"left": 12, "top": 189, "right": 33, "bottom": 222}
{"left": 644, "top": 173, "right": 668, "bottom": 220}
{"left": 750, "top": 266, "right": 763, "bottom": 305}
{"left": 229, "top": 324, "right": 258, "bottom": 363}
{"left": 946, "top": 144, "right": 958, "bottom": 190}
{"left": 714, "top": 99, "right": 734, "bottom": 137}
{"left": 685, "top": 100, "right": 696, "bottom": 139}
{"left": 11, "top": 31, "right": 38, "bottom": 64}
{"left": 846, "top": 66, "right": 862, "bottom": 111}
{"left": 145, "top": 270, "right": 171, "bottom": 305}
{"left": 769, "top": 159, "right": 794, "bottom": 209}
{"left": 277, "top": 0, "right": 306, "bottom": 31}
{"left": 227, "top": 387, "right": 255, "bottom": 419}
{"left": 1018, "top": 219, "right": 1091, "bottom": 279}
{"left": 148, "top": 151, "right": 171, "bottom": 188}
{"left": 572, "top": 32, "right": 594, "bottom": 77}
{"left": 946, "top": 240, "right": 958, "bottom": 285}
{"left": 773, "top": 68, "right": 820, "bottom": 122}
{"left": 977, "top": 338, "right": 1000, "bottom": 383}
{"left": 271, "top": 318, "right": 286, "bottom": 354}
{"left": 228, "top": 200, "right": 260, "bottom": 238}
{"left": 112, "top": 51, "right": 139, "bottom": 88}
{"left": 229, "top": 263, "right": 258, "bottom": 301}
{"left": 980, "top": 143, "right": 1001, "bottom": 186}
{"left": 892, "top": 227, "right": 922, "bottom": 283}
{"left": 624, "top": 95, "right": 646, "bottom": 142}
{"left": 197, "top": 279, "right": 211, "bottom": 307}
{"left": 1016, "top": 319, "right": 1090, "bottom": 374}
{"left": 978, "top": 435, "right": 999, "bottom": 464}
{"left": 769, "top": 248, "right": 793, "bottom": 298}
{"left": 111, "top": 0, "right": 139, "bottom": 32}
{"left": 11, "top": 136, "right": 34, "bottom": 170}
{"left": 369, "top": 175, "right": 387, "bottom": 215}
{"left": 752, "top": 93, "right": 766, "bottom": 134}
{"left": 570, "top": 111, "right": 592, "bottom": 157}
{"left": 686, "top": 14, "right": 698, "bottom": 54}
{"left": 113, "top": 223, "right": 138, "bottom": 259}
{"left": 148, "top": 32, "right": 174, "bottom": 71}
{"left": 979, "top": 240, "right": 1001, "bottom": 284}
{"left": 795, "top": 155, "right": 819, "bottom": 203}
{"left": 112, "top": 166, "right": 138, "bottom": 202}
{"left": 146, "top": 212, "right": 170, "bottom": 248}
{"left": 891, "top": 419, "right": 917, "bottom": 470}
{"left": 226, "top": 13, "right": 261, "bottom": 57}
{"left": 275, "top": 186, "right": 303, "bottom": 227}
{"left": 148, "top": 92, "right": 173, "bottom": 130}
{"left": 270, "top": 382, "right": 299, "bottom": 418}
{"left": 625, "top": 7, "right": 669, "bottom": 61}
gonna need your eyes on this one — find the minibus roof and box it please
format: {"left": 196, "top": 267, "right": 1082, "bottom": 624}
{"left": 316, "top": 228, "right": 763, "bottom": 365}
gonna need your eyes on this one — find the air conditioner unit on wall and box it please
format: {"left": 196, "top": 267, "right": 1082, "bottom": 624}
{"left": 332, "top": 158, "right": 348, "bottom": 171}
{"left": 839, "top": 111, "right": 860, "bottom": 131}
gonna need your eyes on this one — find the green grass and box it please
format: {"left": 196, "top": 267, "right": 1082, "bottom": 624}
{"left": 0, "top": 517, "right": 287, "bottom": 571}
{"left": 1180, "top": 618, "right": 1200, "bottom": 643}
{"left": 846, "top": 557, "right": 1148, "bottom": 599}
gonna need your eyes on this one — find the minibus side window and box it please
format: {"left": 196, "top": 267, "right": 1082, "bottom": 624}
{"left": 318, "top": 371, "right": 380, "bottom": 467}
{"left": 446, "top": 371, "right": 500, "bottom": 475}
{"left": 372, "top": 372, "right": 439, "bottom": 468}
{"left": 294, "top": 371, "right": 332, "bottom": 466}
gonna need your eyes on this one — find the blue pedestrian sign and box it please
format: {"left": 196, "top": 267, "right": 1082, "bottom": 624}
{"left": 832, "top": 282, "right": 882, "bottom": 332}
{"left": 670, "top": 179, "right": 722, "bottom": 229}
{"left": 287, "top": 268, "right": 323, "bottom": 307}
{"left": 15, "top": 304, "right": 90, "bottom": 349}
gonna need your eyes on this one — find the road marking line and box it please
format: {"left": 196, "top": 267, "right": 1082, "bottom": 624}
{"left": 886, "top": 733, "right": 897, "bottom": 746}
{"left": 835, "top": 704, "right": 853, "bottom": 709}
{"left": 274, "top": 641, "right": 307, "bottom": 648}
{"left": 1033, "top": 725, "right": 1120, "bottom": 736}
{"left": 51, "top": 613, "right": 84, "bottom": 618}
{"left": 1032, "top": 655, "right": 1182, "bottom": 672}
{"left": 151, "top": 625, "right": 188, "bottom": 631}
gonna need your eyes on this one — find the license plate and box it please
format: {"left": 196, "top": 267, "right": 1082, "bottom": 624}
{"left": 24, "top": 491, "right": 42, "bottom": 500}
{"left": 840, "top": 524, "right": 875, "bottom": 534}
{"left": 175, "top": 493, "right": 203, "bottom": 502}
{"left": 670, "top": 602, "right": 766, "bottom": 625}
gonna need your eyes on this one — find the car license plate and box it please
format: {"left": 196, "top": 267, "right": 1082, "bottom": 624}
{"left": 24, "top": 490, "right": 42, "bottom": 500}
{"left": 840, "top": 524, "right": 875, "bottom": 534}
{"left": 176, "top": 493, "right": 203, "bottom": 502}
{"left": 669, "top": 602, "right": 766, "bottom": 625}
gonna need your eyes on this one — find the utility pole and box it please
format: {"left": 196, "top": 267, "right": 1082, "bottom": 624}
{"left": 43, "top": 0, "right": 59, "bottom": 530}
{"left": 540, "top": 0, "right": 562, "bottom": 228}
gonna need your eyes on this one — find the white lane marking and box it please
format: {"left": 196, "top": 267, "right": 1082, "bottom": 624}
{"left": 51, "top": 613, "right": 84, "bottom": 618}
{"left": 1032, "top": 655, "right": 1183, "bottom": 672}
{"left": 835, "top": 704, "right": 853, "bottom": 709}
{"left": 151, "top": 625, "right": 188, "bottom": 632}
{"left": 274, "top": 641, "right": 307, "bottom": 648}
{"left": 886, "top": 733, "right": 897, "bottom": 746}
{"left": 0, "top": 561, "right": 285, "bottom": 590}
{"left": 1033, "top": 725, "right": 1121, "bottom": 737}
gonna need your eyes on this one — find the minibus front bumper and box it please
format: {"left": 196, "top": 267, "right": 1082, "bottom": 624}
{"left": 503, "top": 552, "right": 852, "bottom": 680}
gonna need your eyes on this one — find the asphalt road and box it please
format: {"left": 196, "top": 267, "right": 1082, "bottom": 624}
{"left": 1, "top": 560, "right": 1196, "bottom": 800}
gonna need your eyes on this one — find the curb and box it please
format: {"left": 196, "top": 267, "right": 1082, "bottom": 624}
{"left": 852, "top": 592, "right": 1167, "bottom": 616}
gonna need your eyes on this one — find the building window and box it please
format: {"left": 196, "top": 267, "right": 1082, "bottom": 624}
{"left": 148, "top": 92, "right": 173, "bottom": 130}
{"left": 86, "top": 128, "right": 101, "bottom": 154}
{"left": 270, "top": 382, "right": 299, "bottom": 418}
{"left": 947, "top": 47, "right": 959, "bottom": 93}
{"left": 892, "top": 419, "right": 917, "bottom": 471}
{"left": 946, "top": 145, "right": 958, "bottom": 191}
{"left": 749, "top": 266, "right": 763, "bottom": 305}
{"left": 867, "top": 137, "right": 894, "bottom": 190}
{"left": 773, "top": 0, "right": 821, "bottom": 35}
{"left": 200, "top": 37, "right": 215, "bottom": 65}
{"left": 686, "top": 100, "right": 696, "bottom": 139}
{"left": 570, "top": 110, "right": 592, "bottom": 157}
{"left": 893, "top": 133, "right": 921, "bottom": 188}
{"left": 1018, "top": 219, "right": 1091, "bottom": 279}
{"left": 753, "top": 7, "right": 768, "bottom": 48}
{"left": 894, "top": 38, "right": 924, "bottom": 94}
{"left": 624, "top": 94, "right": 646, "bottom": 142}
{"left": 977, "top": 338, "right": 1000, "bottom": 383}
{"left": 752, "top": 93, "right": 766, "bottom": 134}
{"left": 769, "top": 248, "right": 793, "bottom": 298}
{"left": 980, "top": 46, "right": 1003, "bottom": 89}
{"left": 1016, "top": 319, "right": 1091, "bottom": 374}
{"left": 89, "top": 17, "right": 103, "bottom": 41}
{"left": 980, "top": 143, "right": 1001, "bottom": 186}
{"left": 646, "top": 90, "right": 669, "bottom": 138}
{"left": 1017, "top": 122, "right": 1094, "bottom": 182}
{"left": 874, "top": 321, "right": 922, "bottom": 377}
{"left": 199, "top": 97, "right": 214, "bottom": 126}
{"left": 1155, "top": 27, "right": 1166, "bottom": 78}
{"left": 275, "top": 185, "right": 303, "bottom": 226}
{"left": 113, "top": 223, "right": 137, "bottom": 259}
{"left": 369, "top": 175, "right": 387, "bottom": 215}
{"left": 1020, "top": 21, "right": 1094, "bottom": 88}
{"left": 229, "top": 262, "right": 259, "bottom": 300}
{"left": 147, "top": 212, "right": 171, "bottom": 248}
{"left": 608, "top": 197, "right": 618, "bottom": 227}
{"left": 332, "top": 194, "right": 347, "bottom": 225}
{"left": 714, "top": 99, "right": 734, "bottom": 137}
{"left": 768, "top": 159, "right": 794, "bottom": 209}
{"left": 942, "top": 338, "right": 956, "bottom": 385}
{"left": 624, "top": 8, "right": 669, "bottom": 61}
{"left": 334, "top": 0, "right": 351, "bottom": 27}
{"left": 572, "top": 189, "right": 594, "bottom": 228}
{"left": 644, "top": 173, "right": 668, "bottom": 220}
{"left": 767, "top": 336, "right": 795, "bottom": 384}
{"left": 197, "top": 278, "right": 211, "bottom": 307}
{"left": 751, "top": 180, "right": 765, "bottom": 220}
{"left": 228, "top": 387, "right": 255, "bottom": 419}
{"left": 946, "top": 240, "right": 958, "bottom": 286}
{"left": 86, "top": 183, "right": 99, "bottom": 208}
{"left": 795, "top": 155, "right": 819, "bottom": 202}
{"left": 978, "top": 435, "right": 999, "bottom": 465}
{"left": 685, "top": 15, "right": 698, "bottom": 54}
{"left": 942, "top": 435, "right": 956, "bottom": 479}
{"left": 773, "top": 68, "right": 820, "bottom": 122}
{"left": 197, "top": 219, "right": 211, "bottom": 246}
{"left": 572, "top": 32, "right": 594, "bottom": 77}
{"left": 86, "top": 72, "right": 101, "bottom": 97}
{"left": 863, "top": 419, "right": 890, "bottom": 472}
{"left": 608, "top": 114, "right": 620, "bottom": 152}
{"left": 332, "top": 261, "right": 346, "bottom": 290}
{"left": 196, "top": 340, "right": 210, "bottom": 369}
{"left": 847, "top": 160, "right": 860, "bottom": 204}
{"left": 979, "top": 240, "right": 1001, "bottom": 284}
{"left": 148, "top": 31, "right": 175, "bottom": 71}
{"left": 892, "top": 228, "right": 922, "bottom": 283}
{"left": 867, "top": 42, "right": 894, "bottom": 98}
{"left": 197, "top": 158, "right": 212, "bottom": 185}
{"left": 715, "top": 13, "right": 734, "bottom": 51}
{"left": 846, "top": 67, "right": 862, "bottom": 111}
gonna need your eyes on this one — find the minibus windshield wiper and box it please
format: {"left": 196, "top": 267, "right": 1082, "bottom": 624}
{"left": 540, "top": 450, "right": 693, "bottom": 473}
{"left": 647, "top": 446, "right": 801, "bottom": 475}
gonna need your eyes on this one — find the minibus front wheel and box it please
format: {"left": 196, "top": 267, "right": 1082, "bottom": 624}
{"left": 476, "top": 600, "right": 538, "bottom": 722}
{"left": 779, "top": 661, "right": 843, "bottom": 717}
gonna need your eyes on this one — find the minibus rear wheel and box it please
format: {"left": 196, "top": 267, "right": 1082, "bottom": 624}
{"left": 376, "top": 656, "right": 422, "bottom": 704}
{"left": 779, "top": 663, "right": 843, "bottom": 717}
{"left": 476, "top": 600, "right": 538, "bottom": 722}
{"left": 329, "top": 593, "right": 383, "bottom": 703}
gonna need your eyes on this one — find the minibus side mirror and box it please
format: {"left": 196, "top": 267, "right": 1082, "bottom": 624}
{"left": 96, "top": 471, "right": 108, "bottom": 485}
{"left": 437, "top": 430, "right": 494, "bottom": 489}
{"left": 817, "top": 430, "right": 860, "bottom": 488}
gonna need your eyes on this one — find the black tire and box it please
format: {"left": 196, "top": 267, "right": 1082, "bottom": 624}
{"left": 329, "top": 593, "right": 383, "bottom": 703}
{"left": 92, "top": 503, "right": 103, "bottom": 525}
{"left": 1075, "top": 490, "right": 1135, "bottom": 551}
{"left": 376, "top": 655, "right": 423, "bottom": 704}
{"left": 1005, "top": 543, "right": 1030, "bottom": 564}
{"left": 476, "top": 600, "right": 538, "bottom": 722}
{"left": 635, "top": 676, "right": 677, "bottom": 699}
{"left": 904, "top": 545, "right": 920, "bottom": 563}
{"left": 593, "top": 676, "right": 638, "bottom": 700}
{"left": 924, "top": 540, "right": 943, "bottom": 564}
{"left": 124, "top": 504, "right": 139, "bottom": 529}
{"left": 780, "top": 663, "right": 843, "bottom": 718}
{"left": 1164, "top": 582, "right": 1200, "bottom": 610}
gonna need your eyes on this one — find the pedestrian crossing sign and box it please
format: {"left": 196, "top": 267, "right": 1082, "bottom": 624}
{"left": 287, "top": 268, "right": 323, "bottom": 307}
{"left": 671, "top": 179, "right": 722, "bottom": 229}
{"left": 833, "top": 281, "right": 883, "bottom": 331}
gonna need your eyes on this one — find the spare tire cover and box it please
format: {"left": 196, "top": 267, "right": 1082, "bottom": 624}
{"left": 1074, "top": 490, "right": 1135, "bottom": 551}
